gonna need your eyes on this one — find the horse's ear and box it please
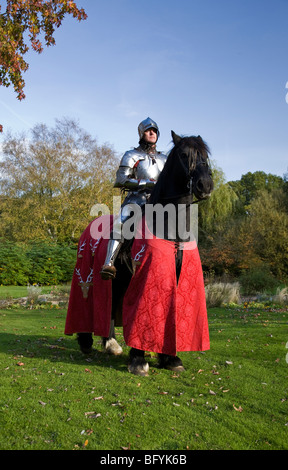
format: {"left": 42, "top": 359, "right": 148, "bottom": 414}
{"left": 171, "top": 130, "right": 181, "bottom": 145}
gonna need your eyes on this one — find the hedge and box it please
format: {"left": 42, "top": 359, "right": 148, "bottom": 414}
{"left": 0, "top": 240, "right": 77, "bottom": 286}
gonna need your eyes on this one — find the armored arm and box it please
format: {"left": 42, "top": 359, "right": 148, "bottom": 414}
{"left": 114, "top": 150, "right": 156, "bottom": 190}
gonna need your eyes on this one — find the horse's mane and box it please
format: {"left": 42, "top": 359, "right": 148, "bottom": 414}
{"left": 178, "top": 135, "right": 210, "bottom": 156}
{"left": 149, "top": 134, "right": 210, "bottom": 204}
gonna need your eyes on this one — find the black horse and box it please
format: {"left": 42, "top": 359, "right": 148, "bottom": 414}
{"left": 75, "top": 131, "right": 213, "bottom": 375}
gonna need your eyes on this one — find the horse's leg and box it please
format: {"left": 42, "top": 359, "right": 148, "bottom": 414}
{"left": 102, "top": 319, "right": 123, "bottom": 355}
{"left": 157, "top": 353, "right": 185, "bottom": 372}
{"left": 102, "top": 259, "right": 131, "bottom": 356}
{"left": 77, "top": 332, "right": 93, "bottom": 354}
{"left": 128, "top": 348, "right": 149, "bottom": 376}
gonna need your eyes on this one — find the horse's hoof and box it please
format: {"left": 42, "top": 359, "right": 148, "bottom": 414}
{"left": 77, "top": 333, "right": 93, "bottom": 354}
{"left": 128, "top": 357, "right": 149, "bottom": 376}
{"left": 158, "top": 355, "right": 185, "bottom": 372}
{"left": 100, "top": 265, "right": 116, "bottom": 280}
{"left": 104, "top": 338, "right": 123, "bottom": 355}
{"left": 80, "top": 346, "right": 93, "bottom": 354}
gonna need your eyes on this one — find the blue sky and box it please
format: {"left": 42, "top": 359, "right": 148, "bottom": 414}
{"left": 1, "top": 0, "right": 288, "bottom": 182}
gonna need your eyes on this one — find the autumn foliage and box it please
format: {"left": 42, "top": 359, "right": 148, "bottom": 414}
{"left": 0, "top": 0, "right": 87, "bottom": 131}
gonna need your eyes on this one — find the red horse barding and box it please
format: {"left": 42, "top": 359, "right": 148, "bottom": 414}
{"left": 123, "top": 223, "right": 210, "bottom": 356}
{"left": 65, "top": 216, "right": 209, "bottom": 357}
{"left": 65, "top": 215, "right": 113, "bottom": 338}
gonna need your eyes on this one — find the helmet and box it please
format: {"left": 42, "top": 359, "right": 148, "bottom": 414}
{"left": 138, "top": 117, "right": 160, "bottom": 140}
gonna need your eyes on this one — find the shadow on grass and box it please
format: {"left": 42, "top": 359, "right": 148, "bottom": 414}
{"left": 0, "top": 330, "right": 131, "bottom": 373}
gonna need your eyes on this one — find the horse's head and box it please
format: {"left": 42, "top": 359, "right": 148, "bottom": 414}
{"left": 171, "top": 131, "right": 214, "bottom": 202}
{"left": 149, "top": 131, "right": 214, "bottom": 206}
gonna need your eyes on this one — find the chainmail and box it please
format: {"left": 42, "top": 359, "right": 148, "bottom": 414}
{"left": 138, "top": 139, "right": 157, "bottom": 155}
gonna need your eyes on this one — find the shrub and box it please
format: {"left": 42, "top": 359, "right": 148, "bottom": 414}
{"left": 25, "top": 242, "right": 76, "bottom": 285}
{"left": 239, "top": 266, "right": 278, "bottom": 295}
{"left": 205, "top": 282, "right": 240, "bottom": 308}
{"left": 27, "top": 284, "right": 42, "bottom": 303}
{"left": 273, "top": 287, "right": 288, "bottom": 305}
{"left": 0, "top": 240, "right": 31, "bottom": 285}
{"left": 0, "top": 240, "right": 76, "bottom": 286}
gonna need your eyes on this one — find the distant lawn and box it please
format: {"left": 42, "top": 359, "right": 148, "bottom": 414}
{"left": 0, "top": 285, "right": 53, "bottom": 299}
{"left": 0, "top": 284, "right": 69, "bottom": 299}
{"left": 0, "top": 304, "right": 287, "bottom": 450}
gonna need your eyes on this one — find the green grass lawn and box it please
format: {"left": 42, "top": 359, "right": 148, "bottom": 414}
{"left": 0, "top": 285, "right": 53, "bottom": 299}
{"left": 0, "top": 301, "right": 287, "bottom": 451}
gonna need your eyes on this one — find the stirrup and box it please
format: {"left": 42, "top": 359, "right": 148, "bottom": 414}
{"left": 100, "top": 265, "right": 117, "bottom": 280}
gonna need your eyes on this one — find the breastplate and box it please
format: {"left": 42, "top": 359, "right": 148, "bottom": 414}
{"left": 135, "top": 155, "right": 165, "bottom": 181}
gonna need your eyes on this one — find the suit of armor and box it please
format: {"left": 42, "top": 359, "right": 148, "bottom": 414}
{"left": 112, "top": 146, "right": 167, "bottom": 236}
{"left": 101, "top": 118, "right": 167, "bottom": 279}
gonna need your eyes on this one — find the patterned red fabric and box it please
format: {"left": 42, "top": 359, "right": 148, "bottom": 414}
{"left": 65, "top": 216, "right": 210, "bottom": 356}
{"left": 65, "top": 215, "right": 113, "bottom": 338}
{"left": 122, "top": 222, "right": 210, "bottom": 356}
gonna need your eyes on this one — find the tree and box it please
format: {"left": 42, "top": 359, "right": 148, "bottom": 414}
{"left": 245, "top": 188, "right": 288, "bottom": 278}
{"left": 0, "top": 0, "right": 87, "bottom": 131}
{"left": 198, "top": 160, "right": 240, "bottom": 238}
{"left": 228, "top": 171, "right": 284, "bottom": 209}
{"left": 198, "top": 168, "right": 288, "bottom": 281}
{"left": 197, "top": 162, "right": 240, "bottom": 277}
{"left": 200, "top": 186, "right": 288, "bottom": 281}
{"left": 0, "top": 118, "right": 119, "bottom": 242}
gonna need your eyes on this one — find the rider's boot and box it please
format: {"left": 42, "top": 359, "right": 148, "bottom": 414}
{"left": 100, "top": 239, "right": 122, "bottom": 280}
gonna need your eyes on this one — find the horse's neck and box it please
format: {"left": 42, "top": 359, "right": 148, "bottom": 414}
{"left": 144, "top": 200, "right": 195, "bottom": 243}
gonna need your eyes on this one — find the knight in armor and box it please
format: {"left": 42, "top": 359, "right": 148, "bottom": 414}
{"left": 100, "top": 117, "right": 167, "bottom": 280}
